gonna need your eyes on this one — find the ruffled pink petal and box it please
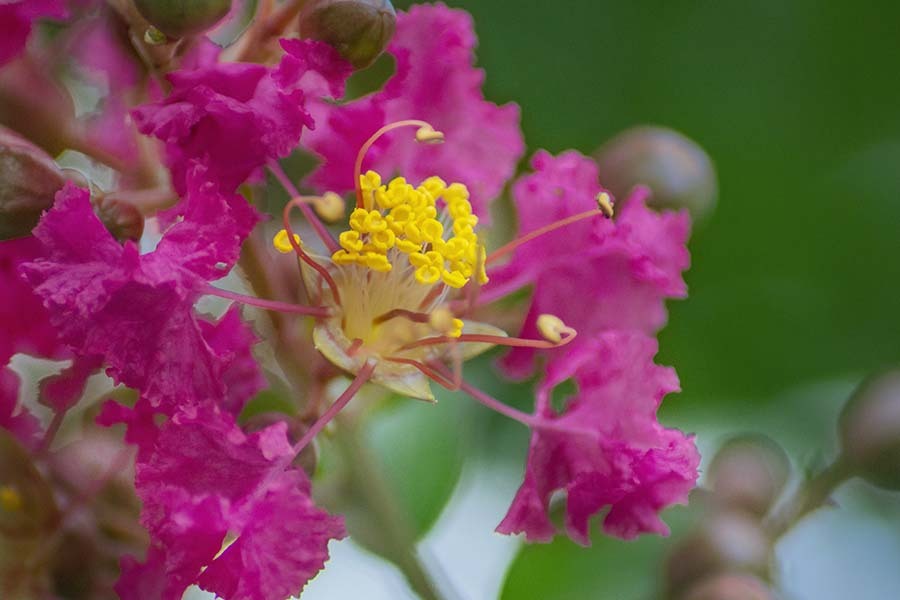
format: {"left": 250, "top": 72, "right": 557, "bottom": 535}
{"left": 0, "top": 0, "right": 67, "bottom": 66}
{"left": 304, "top": 3, "right": 524, "bottom": 218}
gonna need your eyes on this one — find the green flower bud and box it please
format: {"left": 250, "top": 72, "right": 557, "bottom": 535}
{"left": 0, "top": 127, "right": 67, "bottom": 240}
{"left": 593, "top": 126, "right": 717, "bottom": 221}
{"left": 299, "top": 0, "right": 397, "bottom": 69}
{"left": 133, "top": 0, "right": 232, "bottom": 39}
{"left": 707, "top": 434, "right": 791, "bottom": 516}
{"left": 680, "top": 573, "right": 775, "bottom": 600}
{"left": 665, "top": 511, "right": 771, "bottom": 597}
{"left": 839, "top": 369, "right": 900, "bottom": 490}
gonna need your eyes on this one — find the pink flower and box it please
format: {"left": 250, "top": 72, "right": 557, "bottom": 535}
{"left": 497, "top": 332, "right": 699, "bottom": 544}
{"left": 0, "top": 0, "right": 67, "bottom": 66}
{"left": 303, "top": 3, "right": 524, "bottom": 218}
{"left": 116, "top": 406, "right": 345, "bottom": 600}
{"left": 21, "top": 177, "right": 262, "bottom": 412}
{"left": 487, "top": 150, "right": 691, "bottom": 378}
{"left": 133, "top": 39, "right": 351, "bottom": 192}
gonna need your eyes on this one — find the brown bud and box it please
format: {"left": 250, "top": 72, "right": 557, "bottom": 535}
{"left": 707, "top": 434, "right": 791, "bottom": 516}
{"left": 0, "top": 56, "right": 77, "bottom": 156}
{"left": 0, "top": 430, "right": 59, "bottom": 540}
{"left": 0, "top": 127, "right": 67, "bottom": 240}
{"left": 665, "top": 511, "right": 772, "bottom": 597}
{"left": 299, "top": 0, "right": 397, "bottom": 69}
{"left": 133, "top": 0, "right": 233, "bottom": 39}
{"left": 680, "top": 573, "right": 776, "bottom": 600}
{"left": 93, "top": 191, "right": 145, "bottom": 242}
{"left": 839, "top": 369, "right": 900, "bottom": 490}
{"left": 593, "top": 126, "right": 717, "bottom": 220}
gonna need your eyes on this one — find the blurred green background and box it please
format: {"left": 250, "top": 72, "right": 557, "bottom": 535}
{"left": 314, "top": 1, "right": 900, "bottom": 599}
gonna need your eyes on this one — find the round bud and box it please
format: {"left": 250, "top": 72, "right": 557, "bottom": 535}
{"left": 0, "top": 126, "right": 67, "bottom": 240}
{"left": 839, "top": 369, "right": 900, "bottom": 490}
{"left": 93, "top": 191, "right": 145, "bottom": 242}
{"left": 680, "top": 573, "right": 775, "bottom": 600}
{"left": 707, "top": 434, "right": 791, "bottom": 516}
{"left": 665, "top": 511, "right": 771, "bottom": 597}
{"left": 299, "top": 0, "right": 397, "bottom": 69}
{"left": 593, "top": 126, "right": 717, "bottom": 220}
{"left": 133, "top": 0, "right": 232, "bottom": 39}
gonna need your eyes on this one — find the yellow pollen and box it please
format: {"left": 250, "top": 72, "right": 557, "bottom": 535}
{"left": 273, "top": 229, "right": 302, "bottom": 253}
{"left": 313, "top": 192, "right": 346, "bottom": 222}
{"left": 0, "top": 485, "right": 22, "bottom": 513}
{"left": 429, "top": 308, "right": 463, "bottom": 338}
{"left": 536, "top": 314, "right": 575, "bottom": 344}
{"left": 596, "top": 192, "right": 614, "bottom": 218}
{"left": 415, "top": 125, "right": 445, "bottom": 144}
{"left": 332, "top": 171, "right": 488, "bottom": 289}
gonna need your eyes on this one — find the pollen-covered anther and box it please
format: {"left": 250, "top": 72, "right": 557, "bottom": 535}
{"left": 429, "top": 307, "right": 464, "bottom": 338}
{"left": 313, "top": 192, "right": 346, "bottom": 222}
{"left": 273, "top": 229, "right": 302, "bottom": 253}
{"left": 596, "top": 192, "right": 615, "bottom": 218}
{"left": 415, "top": 125, "right": 445, "bottom": 144}
{"left": 536, "top": 314, "right": 577, "bottom": 344}
{"left": 0, "top": 485, "right": 23, "bottom": 512}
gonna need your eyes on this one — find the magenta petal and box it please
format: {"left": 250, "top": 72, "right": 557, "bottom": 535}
{"left": 491, "top": 150, "right": 692, "bottom": 378}
{"left": 121, "top": 407, "right": 345, "bottom": 599}
{"left": 0, "top": 0, "right": 67, "bottom": 66}
{"left": 497, "top": 332, "right": 699, "bottom": 545}
{"left": 304, "top": 4, "right": 524, "bottom": 218}
{"left": 37, "top": 354, "right": 102, "bottom": 412}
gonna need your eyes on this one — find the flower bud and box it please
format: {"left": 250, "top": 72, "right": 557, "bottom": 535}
{"left": 707, "top": 434, "right": 790, "bottom": 516}
{"left": 665, "top": 511, "right": 771, "bottom": 597}
{"left": 0, "top": 429, "right": 59, "bottom": 540}
{"left": 133, "top": 0, "right": 232, "bottom": 39}
{"left": 593, "top": 126, "right": 717, "bottom": 220}
{"left": 839, "top": 369, "right": 900, "bottom": 490}
{"left": 0, "top": 127, "right": 67, "bottom": 240}
{"left": 0, "top": 56, "right": 77, "bottom": 156}
{"left": 299, "top": 0, "right": 397, "bottom": 69}
{"left": 680, "top": 573, "right": 775, "bottom": 600}
{"left": 93, "top": 191, "right": 146, "bottom": 242}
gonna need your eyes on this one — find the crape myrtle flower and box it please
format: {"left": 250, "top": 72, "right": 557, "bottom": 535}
{"left": 20, "top": 173, "right": 263, "bottom": 414}
{"left": 132, "top": 38, "right": 352, "bottom": 193}
{"left": 0, "top": 0, "right": 67, "bottom": 66}
{"left": 302, "top": 3, "right": 525, "bottom": 218}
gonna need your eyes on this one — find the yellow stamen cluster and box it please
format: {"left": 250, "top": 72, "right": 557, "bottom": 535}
{"left": 332, "top": 171, "right": 489, "bottom": 289}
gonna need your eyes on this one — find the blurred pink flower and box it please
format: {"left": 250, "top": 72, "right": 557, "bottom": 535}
{"left": 497, "top": 332, "right": 699, "bottom": 543}
{"left": 303, "top": 3, "right": 524, "bottom": 218}
{"left": 0, "top": 0, "right": 66, "bottom": 66}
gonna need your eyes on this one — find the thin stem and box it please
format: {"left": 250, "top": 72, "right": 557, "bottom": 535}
{"left": 39, "top": 409, "right": 67, "bottom": 453}
{"left": 292, "top": 361, "right": 375, "bottom": 454}
{"left": 281, "top": 197, "right": 343, "bottom": 305}
{"left": 203, "top": 285, "right": 331, "bottom": 317}
{"left": 65, "top": 135, "right": 132, "bottom": 173}
{"left": 354, "top": 120, "right": 433, "bottom": 208}
{"left": 486, "top": 208, "right": 606, "bottom": 266}
{"left": 765, "top": 457, "right": 853, "bottom": 539}
{"left": 269, "top": 161, "right": 339, "bottom": 253}
{"left": 457, "top": 379, "right": 537, "bottom": 428}
{"left": 233, "top": 0, "right": 310, "bottom": 61}
{"left": 399, "top": 331, "right": 575, "bottom": 352}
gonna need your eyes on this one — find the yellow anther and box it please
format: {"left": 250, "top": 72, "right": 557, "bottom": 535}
{"left": 396, "top": 239, "right": 421, "bottom": 254}
{"left": 476, "top": 245, "right": 489, "bottom": 285}
{"left": 415, "top": 265, "right": 442, "bottom": 284}
{"left": 429, "top": 308, "right": 464, "bottom": 338}
{"left": 444, "top": 183, "right": 469, "bottom": 203}
{"left": 596, "top": 192, "right": 614, "bottom": 218}
{"left": 0, "top": 485, "right": 22, "bottom": 513}
{"left": 313, "top": 192, "right": 346, "bottom": 222}
{"left": 349, "top": 208, "right": 369, "bottom": 232}
{"left": 339, "top": 230, "right": 364, "bottom": 253}
{"left": 370, "top": 229, "right": 396, "bottom": 251}
{"left": 441, "top": 269, "right": 468, "bottom": 289}
{"left": 363, "top": 211, "right": 388, "bottom": 233}
{"left": 415, "top": 125, "right": 445, "bottom": 144}
{"left": 273, "top": 229, "right": 301, "bottom": 253}
{"left": 536, "top": 314, "right": 576, "bottom": 344}
{"left": 404, "top": 221, "right": 424, "bottom": 244}
{"left": 360, "top": 170, "right": 382, "bottom": 193}
{"left": 420, "top": 219, "right": 444, "bottom": 242}
{"left": 420, "top": 176, "right": 447, "bottom": 200}
{"left": 363, "top": 252, "right": 392, "bottom": 272}
{"left": 332, "top": 249, "right": 360, "bottom": 265}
